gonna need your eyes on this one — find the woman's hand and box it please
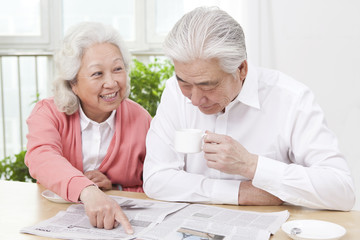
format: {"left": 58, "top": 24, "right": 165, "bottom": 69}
{"left": 84, "top": 170, "right": 112, "bottom": 190}
{"left": 80, "top": 185, "right": 133, "bottom": 234}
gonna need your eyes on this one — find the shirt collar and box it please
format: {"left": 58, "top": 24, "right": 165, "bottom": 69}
{"left": 79, "top": 105, "right": 116, "bottom": 131}
{"left": 236, "top": 62, "right": 260, "bottom": 110}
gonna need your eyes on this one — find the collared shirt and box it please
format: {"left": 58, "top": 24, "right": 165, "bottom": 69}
{"left": 143, "top": 63, "right": 355, "bottom": 210}
{"left": 79, "top": 105, "right": 116, "bottom": 172}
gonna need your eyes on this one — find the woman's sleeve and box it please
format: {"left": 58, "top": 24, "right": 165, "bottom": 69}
{"left": 25, "top": 100, "right": 93, "bottom": 202}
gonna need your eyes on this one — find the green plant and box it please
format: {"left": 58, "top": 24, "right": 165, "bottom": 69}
{"left": 0, "top": 150, "right": 35, "bottom": 182}
{"left": 129, "top": 58, "right": 174, "bottom": 117}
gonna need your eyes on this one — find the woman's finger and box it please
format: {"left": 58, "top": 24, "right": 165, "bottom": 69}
{"left": 96, "top": 211, "right": 105, "bottom": 229}
{"left": 103, "top": 210, "right": 116, "bottom": 230}
{"left": 115, "top": 208, "right": 133, "bottom": 235}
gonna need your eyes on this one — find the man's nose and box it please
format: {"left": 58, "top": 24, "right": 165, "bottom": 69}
{"left": 190, "top": 87, "right": 204, "bottom": 106}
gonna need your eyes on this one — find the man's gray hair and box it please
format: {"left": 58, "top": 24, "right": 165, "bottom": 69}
{"left": 163, "top": 6, "right": 247, "bottom": 75}
{"left": 53, "top": 22, "right": 131, "bottom": 115}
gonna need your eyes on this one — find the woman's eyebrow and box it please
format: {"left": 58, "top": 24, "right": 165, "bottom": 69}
{"left": 113, "top": 57, "right": 123, "bottom": 63}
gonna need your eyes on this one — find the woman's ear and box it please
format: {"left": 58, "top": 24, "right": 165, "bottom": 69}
{"left": 70, "top": 80, "right": 78, "bottom": 96}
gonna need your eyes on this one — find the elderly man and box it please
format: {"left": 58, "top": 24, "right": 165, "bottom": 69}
{"left": 143, "top": 6, "right": 355, "bottom": 210}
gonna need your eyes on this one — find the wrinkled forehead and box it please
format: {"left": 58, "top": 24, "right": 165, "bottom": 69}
{"left": 173, "top": 58, "right": 226, "bottom": 83}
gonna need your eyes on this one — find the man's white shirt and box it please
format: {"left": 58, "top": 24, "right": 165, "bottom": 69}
{"left": 143, "top": 63, "right": 355, "bottom": 210}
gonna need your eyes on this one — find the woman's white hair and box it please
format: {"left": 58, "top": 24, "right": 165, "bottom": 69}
{"left": 53, "top": 22, "right": 131, "bottom": 115}
{"left": 163, "top": 6, "right": 247, "bottom": 76}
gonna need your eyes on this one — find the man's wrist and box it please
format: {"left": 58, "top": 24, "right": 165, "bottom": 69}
{"left": 244, "top": 153, "right": 258, "bottom": 179}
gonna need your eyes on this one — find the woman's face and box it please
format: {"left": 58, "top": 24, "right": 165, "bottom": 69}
{"left": 72, "top": 42, "right": 128, "bottom": 123}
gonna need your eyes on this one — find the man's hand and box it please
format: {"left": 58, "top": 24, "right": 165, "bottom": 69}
{"left": 84, "top": 170, "right": 112, "bottom": 190}
{"left": 238, "top": 181, "right": 283, "bottom": 205}
{"left": 80, "top": 185, "right": 134, "bottom": 234}
{"left": 202, "top": 131, "right": 258, "bottom": 179}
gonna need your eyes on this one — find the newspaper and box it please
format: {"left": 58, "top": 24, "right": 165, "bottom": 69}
{"left": 21, "top": 196, "right": 289, "bottom": 240}
{"left": 141, "top": 204, "right": 289, "bottom": 240}
{"left": 21, "top": 196, "right": 188, "bottom": 240}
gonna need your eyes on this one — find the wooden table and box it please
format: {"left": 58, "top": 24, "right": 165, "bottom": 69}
{"left": 0, "top": 180, "right": 359, "bottom": 239}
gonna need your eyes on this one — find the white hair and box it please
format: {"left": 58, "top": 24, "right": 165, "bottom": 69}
{"left": 53, "top": 22, "right": 131, "bottom": 115}
{"left": 163, "top": 6, "right": 247, "bottom": 76}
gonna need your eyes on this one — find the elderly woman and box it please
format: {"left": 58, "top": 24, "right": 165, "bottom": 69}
{"left": 25, "top": 22, "right": 151, "bottom": 233}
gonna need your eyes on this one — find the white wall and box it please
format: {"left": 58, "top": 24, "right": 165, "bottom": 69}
{"left": 243, "top": 0, "right": 360, "bottom": 209}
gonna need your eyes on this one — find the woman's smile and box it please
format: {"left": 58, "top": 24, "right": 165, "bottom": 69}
{"left": 100, "top": 91, "right": 118, "bottom": 102}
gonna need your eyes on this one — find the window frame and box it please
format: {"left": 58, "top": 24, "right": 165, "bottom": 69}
{"left": 0, "top": 0, "right": 58, "bottom": 50}
{"left": 0, "top": 0, "right": 166, "bottom": 52}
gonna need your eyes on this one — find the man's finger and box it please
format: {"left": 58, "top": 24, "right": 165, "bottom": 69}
{"left": 206, "top": 159, "right": 218, "bottom": 169}
{"left": 202, "top": 141, "right": 221, "bottom": 153}
{"left": 204, "top": 131, "right": 225, "bottom": 144}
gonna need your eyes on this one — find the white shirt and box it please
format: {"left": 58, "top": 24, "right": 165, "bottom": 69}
{"left": 79, "top": 106, "right": 116, "bottom": 172}
{"left": 143, "top": 63, "right": 355, "bottom": 210}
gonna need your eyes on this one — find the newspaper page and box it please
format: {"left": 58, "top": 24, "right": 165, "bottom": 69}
{"left": 21, "top": 196, "right": 289, "bottom": 240}
{"left": 20, "top": 195, "right": 188, "bottom": 240}
{"left": 140, "top": 204, "right": 289, "bottom": 240}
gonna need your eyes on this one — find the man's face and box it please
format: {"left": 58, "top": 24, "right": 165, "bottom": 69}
{"left": 174, "top": 58, "right": 246, "bottom": 115}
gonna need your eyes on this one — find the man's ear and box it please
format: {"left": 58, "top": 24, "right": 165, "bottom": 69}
{"left": 238, "top": 60, "right": 248, "bottom": 81}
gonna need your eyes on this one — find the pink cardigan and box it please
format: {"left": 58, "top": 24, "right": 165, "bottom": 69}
{"left": 25, "top": 98, "right": 152, "bottom": 202}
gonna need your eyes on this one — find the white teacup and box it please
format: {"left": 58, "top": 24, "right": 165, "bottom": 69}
{"left": 174, "top": 129, "right": 205, "bottom": 153}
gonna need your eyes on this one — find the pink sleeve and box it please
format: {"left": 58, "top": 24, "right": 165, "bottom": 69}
{"left": 25, "top": 100, "right": 93, "bottom": 202}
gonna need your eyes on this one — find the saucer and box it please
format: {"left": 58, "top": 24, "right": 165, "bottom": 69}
{"left": 281, "top": 220, "right": 346, "bottom": 240}
{"left": 41, "top": 190, "right": 71, "bottom": 203}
